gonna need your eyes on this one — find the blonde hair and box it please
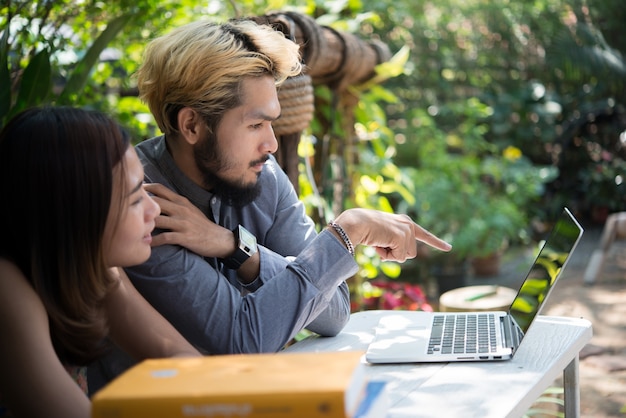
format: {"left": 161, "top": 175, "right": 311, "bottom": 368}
{"left": 137, "top": 19, "right": 302, "bottom": 136}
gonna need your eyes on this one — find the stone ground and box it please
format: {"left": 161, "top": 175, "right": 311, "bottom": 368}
{"left": 457, "top": 222, "right": 626, "bottom": 417}
{"left": 542, "top": 227, "right": 626, "bottom": 418}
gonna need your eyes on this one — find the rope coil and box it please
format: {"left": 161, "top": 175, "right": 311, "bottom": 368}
{"left": 273, "top": 74, "right": 314, "bottom": 136}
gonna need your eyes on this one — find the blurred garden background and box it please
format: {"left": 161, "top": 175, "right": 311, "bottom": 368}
{"left": 2, "top": 0, "right": 625, "bottom": 310}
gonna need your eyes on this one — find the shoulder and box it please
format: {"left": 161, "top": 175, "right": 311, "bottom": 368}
{"left": 260, "top": 155, "right": 295, "bottom": 192}
{"left": 0, "top": 258, "right": 49, "bottom": 344}
{"left": 134, "top": 136, "right": 172, "bottom": 185}
{"left": 134, "top": 135, "right": 165, "bottom": 160}
{"left": 0, "top": 261, "right": 91, "bottom": 416}
{"left": 263, "top": 155, "right": 285, "bottom": 178}
{"left": 0, "top": 258, "right": 39, "bottom": 305}
{"left": 0, "top": 258, "right": 46, "bottom": 312}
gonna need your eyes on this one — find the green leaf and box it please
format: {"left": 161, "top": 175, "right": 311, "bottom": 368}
{"left": 58, "top": 13, "right": 134, "bottom": 104}
{"left": 533, "top": 396, "right": 564, "bottom": 405}
{"left": 375, "top": 45, "right": 410, "bottom": 78}
{"left": 380, "top": 261, "right": 401, "bottom": 278}
{"left": 360, "top": 263, "right": 379, "bottom": 279}
{"left": 524, "top": 408, "right": 564, "bottom": 417}
{"left": 368, "top": 85, "right": 398, "bottom": 103}
{"left": 376, "top": 195, "right": 394, "bottom": 213}
{"left": 0, "top": 28, "right": 11, "bottom": 124}
{"left": 13, "top": 48, "right": 52, "bottom": 114}
{"left": 360, "top": 175, "right": 380, "bottom": 194}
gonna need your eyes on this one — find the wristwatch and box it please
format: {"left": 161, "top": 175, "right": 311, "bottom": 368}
{"left": 221, "top": 224, "right": 258, "bottom": 270}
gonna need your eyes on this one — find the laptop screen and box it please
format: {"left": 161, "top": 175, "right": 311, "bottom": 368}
{"left": 508, "top": 208, "right": 583, "bottom": 334}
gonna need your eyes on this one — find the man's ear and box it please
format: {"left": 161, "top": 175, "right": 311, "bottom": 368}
{"left": 177, "top": 107, "right": 204, "bottom": 145}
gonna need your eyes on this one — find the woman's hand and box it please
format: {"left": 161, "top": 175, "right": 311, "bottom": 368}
{"left": 144, "top": 183, "right": 235, "bottom": 258}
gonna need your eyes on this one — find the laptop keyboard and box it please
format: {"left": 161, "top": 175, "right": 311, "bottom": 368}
{"left": 427, "top": 313, "right": 497, "bottom": 355}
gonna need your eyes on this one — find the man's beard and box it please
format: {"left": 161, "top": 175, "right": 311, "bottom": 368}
{"left": 193, "top": 133, "right": 262, "bottom": 207}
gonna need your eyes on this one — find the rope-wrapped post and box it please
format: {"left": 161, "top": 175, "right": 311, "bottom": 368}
{"left": 256, "top": 11, "right": 391, "bottom": 91}
{"left": 250, "top": 12, "right": 392, "bottom": 200}
{"left": 272, "top": 73, "right": 315, "bottom": 190}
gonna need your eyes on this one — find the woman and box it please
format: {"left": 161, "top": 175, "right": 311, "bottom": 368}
{"left": 0, "top": 107, "right": 200, "bottom": 418}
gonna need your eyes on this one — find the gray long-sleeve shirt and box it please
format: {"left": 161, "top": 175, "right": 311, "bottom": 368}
{"left": 127, "top": 136, "right": 354, "bottom": 354}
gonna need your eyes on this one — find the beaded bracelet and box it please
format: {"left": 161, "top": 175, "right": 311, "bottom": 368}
{"left": 328, "top": 221, "right": 355, "bottom": 256}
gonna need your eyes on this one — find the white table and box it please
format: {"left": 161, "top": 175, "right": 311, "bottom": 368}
{"left": 285, "top": 310, "right": 592, "bottom": 418}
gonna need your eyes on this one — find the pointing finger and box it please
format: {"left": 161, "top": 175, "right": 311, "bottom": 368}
{"left": 413, "top": 223, "right": 452, "bottom": 252}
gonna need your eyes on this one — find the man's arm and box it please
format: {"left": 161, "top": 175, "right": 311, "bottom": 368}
{"left": 245, "top": 162, "right": 352, "bottom": 337}
{"left": 104, "top": 268, "right": 200, "bottom": 360}
{"left": 301, "top": 281, "right": 350, "bottom": 336}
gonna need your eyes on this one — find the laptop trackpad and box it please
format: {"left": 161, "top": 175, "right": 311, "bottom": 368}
{"left": 366, "top": 313, "right": 432, "bottom": 363}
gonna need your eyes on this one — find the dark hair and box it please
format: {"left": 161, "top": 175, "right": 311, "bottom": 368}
{"left": 0, "top": 106, "right": 130, "bottom": 365}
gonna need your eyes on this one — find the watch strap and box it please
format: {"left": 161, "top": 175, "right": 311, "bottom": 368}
{"left": 221, "top": 225, "right": 257, "bottom": 270}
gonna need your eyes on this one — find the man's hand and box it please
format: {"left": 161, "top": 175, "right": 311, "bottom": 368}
{"left": 333, "top": 209, "right": 452, "bottom": 262}
{"left": 144, "top": 183, "right": 235, "bottom": 258}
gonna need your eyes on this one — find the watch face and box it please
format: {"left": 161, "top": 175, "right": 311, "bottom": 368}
{"left": 238, "top": 225, "right": 257, "bottom": 254}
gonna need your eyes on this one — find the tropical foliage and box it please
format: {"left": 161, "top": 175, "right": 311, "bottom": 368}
{"left": 2, "top": 0, "right": 625, "bottom": 302}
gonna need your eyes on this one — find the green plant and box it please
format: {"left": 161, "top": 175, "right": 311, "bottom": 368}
{"left": 297, "top": 38, "right": 418, "bottom": 309}
{"left": 1, "top": 3, "right": 137, "bottom": 128}
{"left": 579, "top": 146, "right": 626, "bottom": 212}
{"left": 451, "top": 196, "right": 522, "bottom": 259}
{"left": 0, "top": 0, "right": 227, "bottom": 136}
{"left": 523, "top": 386, "right": 565, "bottom": 418}
{"left": 364, "top": 0, "right": 626, "bottom": 221}
{"left": 397, "top": 99, "right": 558, "bottom": 262}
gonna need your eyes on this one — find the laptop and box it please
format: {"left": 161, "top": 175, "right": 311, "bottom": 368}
{"left": 365, "top": 207, "right": 583, "bottom": 363}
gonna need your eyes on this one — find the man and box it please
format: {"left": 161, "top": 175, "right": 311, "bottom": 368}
{"left": 120, "top": 19, "right": 451, "bottom": 355}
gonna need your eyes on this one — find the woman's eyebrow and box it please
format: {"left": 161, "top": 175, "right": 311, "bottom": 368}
{"left": 127, "top": 179, "right": 143, "bottom": 197}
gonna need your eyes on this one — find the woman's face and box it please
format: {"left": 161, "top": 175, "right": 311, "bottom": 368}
{"left": 102, "top": 146, "right": 160, "bottom": 267}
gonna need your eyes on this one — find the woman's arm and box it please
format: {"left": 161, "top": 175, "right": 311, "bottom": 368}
{"left": 104, "top": 267, "right": 201, "bottom": 360}
{"left": 0, "top": 259, "right": 91, "bottom": 418}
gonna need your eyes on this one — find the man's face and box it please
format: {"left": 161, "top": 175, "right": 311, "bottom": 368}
{"left": 194, "top": 75, "right": 280, "bottom": 206}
